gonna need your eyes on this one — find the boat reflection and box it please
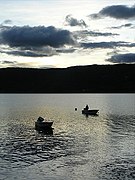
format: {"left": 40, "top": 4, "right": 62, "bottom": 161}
{"left": 35, "top": 127, "right": 54, "bottom": 135}
{"left": 83, "top": 113, "right": 99, "bottom": 118}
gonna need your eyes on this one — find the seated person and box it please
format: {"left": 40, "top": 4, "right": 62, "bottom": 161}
{"left": 37, "top": 116, "right": 44, "bottom": 122}
{"left": 84, "top": 105, "right": 89, "bottom": 110}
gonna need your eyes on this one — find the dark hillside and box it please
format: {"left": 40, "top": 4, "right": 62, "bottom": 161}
{"left": 0, "top": 64, "right": 135, "bottom": 93}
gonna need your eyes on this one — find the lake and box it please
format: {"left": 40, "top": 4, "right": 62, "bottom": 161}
{"left": 0, "top": 94, "right": 135, "bottom": 180}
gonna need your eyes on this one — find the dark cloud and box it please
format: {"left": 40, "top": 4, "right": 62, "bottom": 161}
{"left": 0, "top": 45, "right": 57, "bottom": 57}
{"left": 0, "top": 25, "right": 77, "bottom": 57}
{"left": 90, "top": 5, "right": 135, "bottom": 19}
{"left": 74, "top": 30, "right": 118, "bottom": 38}
{"left": 0, "top": 60, "right": 16, "bottom": 64}
{"left": 1, "top": 19, "right": 12, "bottom": 25}
{"left": 127, "top": 43, "right": 135, "bottom": 47}
{"left": 81, "top": 41, "right": 127, "bottom": 49}
{"left": 65, "top": 15, "right": 87, "bottom": 27}
{"left": 107, "top": 53, "right": 135, "bottom": 63}
{"left": 2, "top": 50, "right": 49, "bottom": 57}
{"left": 90, "top": 13, "right": 101, "bottom": 19}
{"left": 110, "top": 23, "right": 133, "bottom": 29}
{"left": 56, "top": 48, "right": 76, "bottom": 53}
{"left": 39, "top": 65, "right": 56, "bottom": 69}
{"left": 1, "top": 25, "right": 76, "bottom": 48}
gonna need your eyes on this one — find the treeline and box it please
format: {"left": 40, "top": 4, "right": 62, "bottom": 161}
{"left": 0, "top": 64, "right": 135, "bottom": 93}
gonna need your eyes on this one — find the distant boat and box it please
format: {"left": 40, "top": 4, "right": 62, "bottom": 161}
{"left": 82, "top": 105, "right": 99, "bottom": 115}
{"left": 35, "top": 116, "right": 53, "bottom": 132}
{"left": 82, "top": 109, "right": 99, "bottom": 115}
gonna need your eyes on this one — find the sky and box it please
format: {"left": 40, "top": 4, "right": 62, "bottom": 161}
{"left": 0, "top": 0, "right": 135, "bottom": 68}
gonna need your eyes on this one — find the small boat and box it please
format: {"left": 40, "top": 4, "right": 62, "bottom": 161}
{"left": 82, "top": 105, "right": 99, "bottom": 115}
{"left": 82, "top": 109, "right": 99, "bottom": 115}
{"left": 35, "top": 117, "right": 53, "bottom": 131}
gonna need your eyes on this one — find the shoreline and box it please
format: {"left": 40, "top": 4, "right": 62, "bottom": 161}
{"left": 0, "top": 64, "right": 135, "bottom": 93}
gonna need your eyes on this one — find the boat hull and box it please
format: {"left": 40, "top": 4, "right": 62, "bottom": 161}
{"left": 82, "top": 109, "right": 99, "bottom": 115}
{"left": 35, "top": 121, "right": 53, "bottom": 130}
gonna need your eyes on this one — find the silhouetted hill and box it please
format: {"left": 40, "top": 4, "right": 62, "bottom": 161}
{"left": 0, "top": 64, "right": 135, "bottom": 93}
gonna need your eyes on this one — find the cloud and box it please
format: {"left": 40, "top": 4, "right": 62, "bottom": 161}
{"left": 0, "top": 45, "right": 57, "bottom": 57}
{"left": 0, "top": 60, "right": 56, "bottom": 68}
{"left": 0, "top": 60, "right": 16, "bottom": 64}
{"left": 74, "top": 30, "right": 118, "bottom": 38}
{"left": 1, "top": 19, "right": 13, "bottom": 25}
{"left": 65, "top": 15, "right": 87, "bottom": 27}
{"left": 56, "top": 47, "right": 76, "bottom": 53}
{"left": 90, "top": 5, "right": 135, "bottom": 19}
{"left": 107, "top": 53, "right": 135, "bottom": 63}
{"left": 0, "top": 25, "right": 77, "bottom": 57}
{"left": 0, "top": 25, "right": 76, "bottom": 48}
{"left": 81, "top": 41, "right": 128, "bottom": 49}
{"left": 110, "top": 23, "right": 133, "bottom": 29}
{"left": 1, "top": 50, "right": 51, "bottom": 57}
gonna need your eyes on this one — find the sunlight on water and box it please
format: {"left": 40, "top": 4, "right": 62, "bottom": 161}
{"left": 0, "top": 94, "right": 135, "bottom": 180}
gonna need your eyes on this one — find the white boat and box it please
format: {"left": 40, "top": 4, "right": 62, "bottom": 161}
{"left": 35, "top": 117, "right": 53, "bottom": 131}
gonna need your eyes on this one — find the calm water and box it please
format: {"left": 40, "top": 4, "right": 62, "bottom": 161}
{"left": 0, "top": 94, "right": 135, "bottom": 180}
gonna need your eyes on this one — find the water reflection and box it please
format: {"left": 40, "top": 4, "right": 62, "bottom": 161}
{"left": 35, "top": 127, "right": 54, "bottom": 135}
{"left": 82, "top": 113, "right": 99, "bottom": 118}
{"left": 98, "top": 113, "right": 135, "bottom": 180}
{"left": 106, "top": 114, "right": 135, "bottom": 135}
{"left": 99, "top": 158, "right": 135, "bottom": 180}
{"left": 0, "top": 94, "right": 135, "bottom": 180}
{"left": 0, "top": 121, "right": 86, "bottom": 169}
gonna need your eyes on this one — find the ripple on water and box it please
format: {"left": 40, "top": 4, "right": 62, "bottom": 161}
{"left": 0, "top": 124, "right": 89, "bottom": 169}
{"left": 99, "top": 158, "right": 135, "bottom": 180}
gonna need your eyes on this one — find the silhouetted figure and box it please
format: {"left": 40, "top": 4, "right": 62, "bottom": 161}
{"left": 85, "top": 104, "right": 89, "bottom": 110}
{"left": 37, "top": 116, "right": 44, "bottom": 122}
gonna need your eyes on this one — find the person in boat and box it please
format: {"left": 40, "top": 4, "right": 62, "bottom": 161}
{"left": 37, "top": 116, "right": 44, "bottom": 122}
{"left": 85, "top": 104, "right": 89, "bottom": 110}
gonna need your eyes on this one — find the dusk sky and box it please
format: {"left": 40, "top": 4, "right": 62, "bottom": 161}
{"left": 0, "top": 0, "right": 135, "bottom": 68}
